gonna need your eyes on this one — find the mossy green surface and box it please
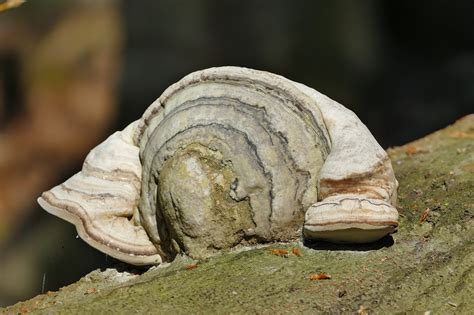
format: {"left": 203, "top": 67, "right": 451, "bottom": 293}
{"left": 3, "top": 115, "right": 473, "bottom": 314}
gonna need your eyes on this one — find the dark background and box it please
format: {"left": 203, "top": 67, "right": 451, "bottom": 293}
{"left": 0, "top": 0, "right": 472, "bottom": 306}
{"left": 119, "top": 0, "right": 473, "bottom": 147}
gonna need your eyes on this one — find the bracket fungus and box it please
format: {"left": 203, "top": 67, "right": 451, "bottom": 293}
{"left": 38, "top": 67, "right": 399, "bottom": 265}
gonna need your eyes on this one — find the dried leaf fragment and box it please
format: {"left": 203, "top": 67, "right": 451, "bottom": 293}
{"left": 448, "top": 131, "right": 472, "bottom": 139}
{"left": 405, "top": 145, "right": 429, "bottom": 156}
{"left": 271, "top": 249, "right": 289, "bottom": 257}
{"left": 0, "top": 0, "right": 25, "bottom": 13}
{"left": 357, "top": 305, "right": 368, "bottom": 315}
{"left": 405, "top": 145, "right": 421, "bottom": 156}
{"left": 185, "top": 263, "right": 198, "bottom": 270}
{"left": 309, "top": 273, "right": 331, "bottom": 281}
{"left": 85, "top": 287, "right": 97, "bottom": 295}
{"left": 419, "top": 208, "right": 430, "bottom": 224}
{"left": 292, "top": 247, "right": 302, "bottom": 257}
{"left": 19, "top": 306, "right": 29, "bottom": 314}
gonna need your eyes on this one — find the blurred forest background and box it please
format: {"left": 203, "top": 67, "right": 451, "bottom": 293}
{"left": 0, "top": 0, "right": 472, "bottom": 306}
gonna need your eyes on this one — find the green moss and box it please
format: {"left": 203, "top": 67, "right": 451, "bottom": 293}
{"left": 3, "top": 116, "right": 473, "bottom": 314}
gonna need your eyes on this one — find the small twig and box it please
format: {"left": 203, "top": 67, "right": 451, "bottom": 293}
{"left": 41, "top": 272, "right": 46, "bottom": 294}
{"left": 0, "top": 0, "right": 25, "bottom": 13}
{"left": 418, "top": 208, "right": 430, "bottom": 224}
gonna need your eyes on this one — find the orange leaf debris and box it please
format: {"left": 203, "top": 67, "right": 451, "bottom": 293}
{"left": 292, "top": 247, "right": 302, "bottom": 257}
{"left": 185, "top": 263, "right": 198, "bottom": 270}
{"left": 309, "top": 273, "right": 332, "bottom": 281}
{"left": 271, "top": 249, "right": 289, "bottom": 257}
{"left": 418, "top": 208, "right": 430, "bottom": 224}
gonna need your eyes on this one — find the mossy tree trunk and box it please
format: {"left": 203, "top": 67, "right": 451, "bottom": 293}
{"left": 3, "top": 115, "right": 473, "bottom": 314}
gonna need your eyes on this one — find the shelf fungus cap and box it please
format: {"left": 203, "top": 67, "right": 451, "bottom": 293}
{"left": 303, "top": 195, "right": 399, "bottom": 243}
{"left": 37, "top": 66, "right": 399, "bottom": 265}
